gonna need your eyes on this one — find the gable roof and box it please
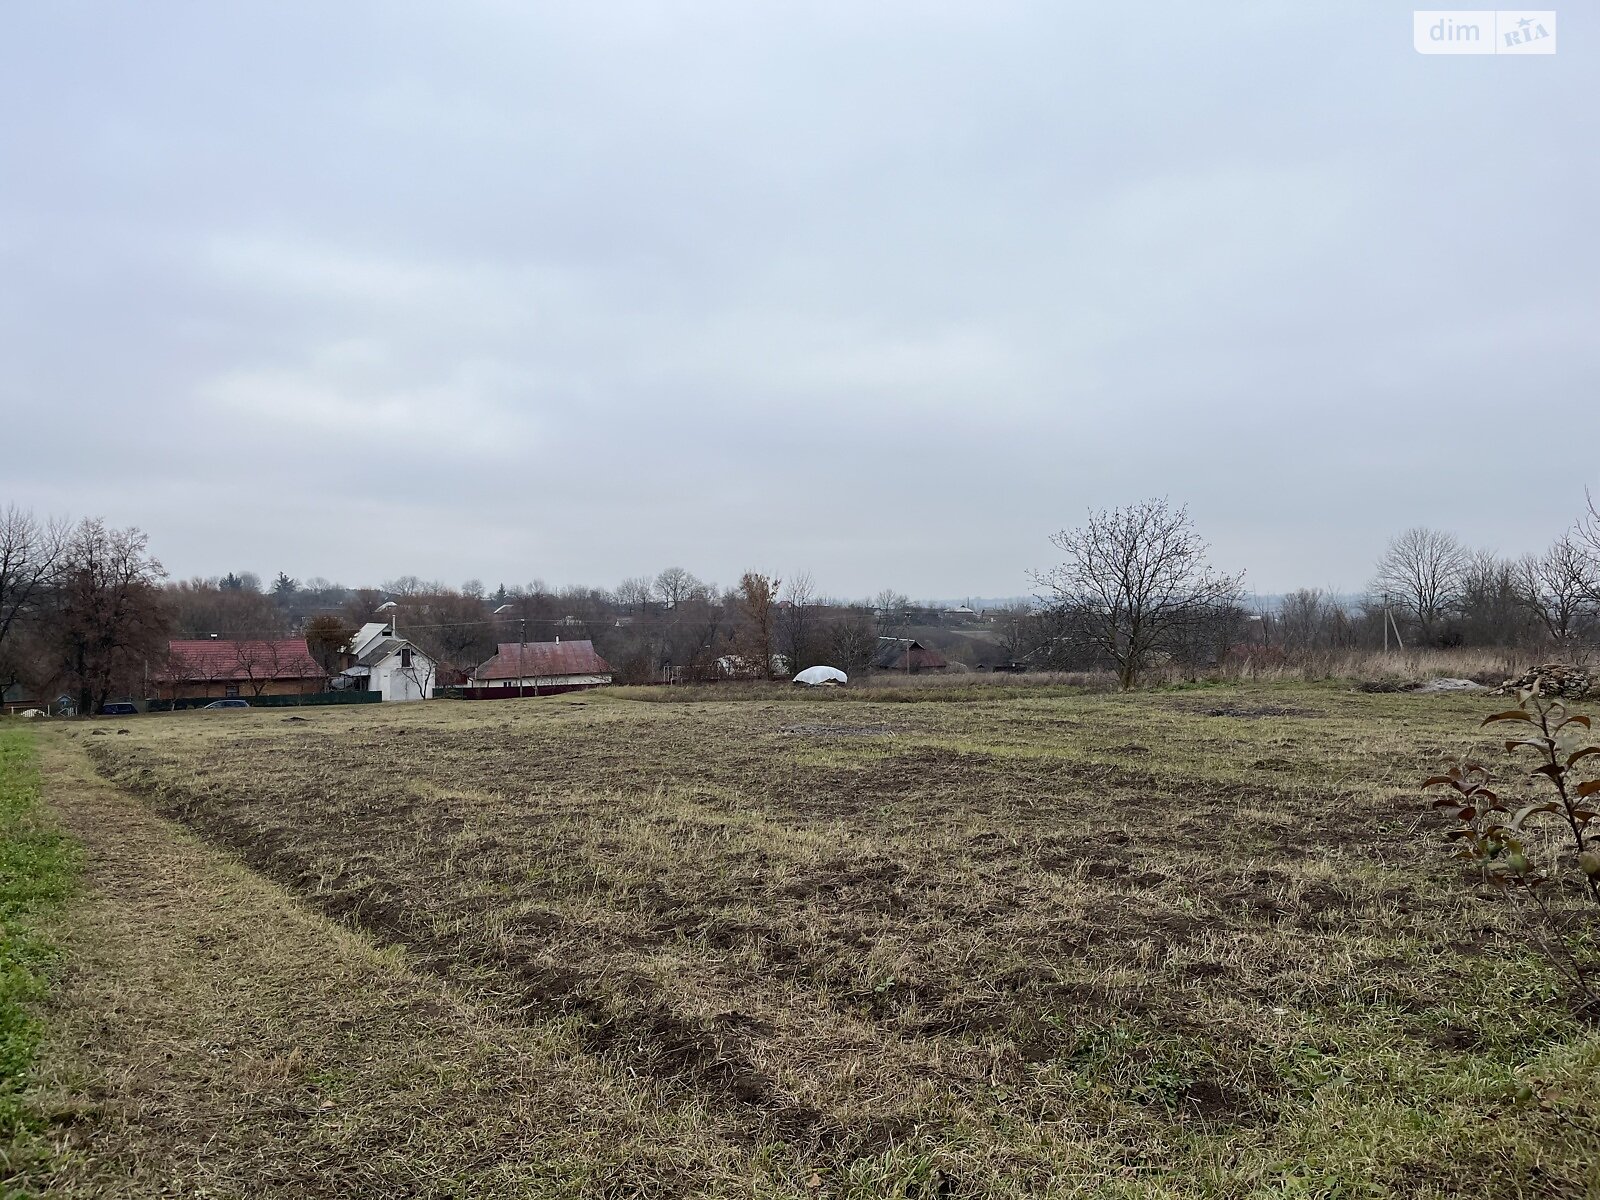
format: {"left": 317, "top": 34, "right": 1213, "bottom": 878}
{"left": 873, "top": 638, "right": 949, "bottom": 671}
{"left": 159, "top": 639, "right": 324, "bottom": 682}
{"left": 473, "top": 640, "right": 612, "bottom": 680}
{"left": 355, "top": 637, "right": 406, "bottom": 667}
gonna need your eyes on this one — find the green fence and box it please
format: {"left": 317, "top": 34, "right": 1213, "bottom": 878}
{"left": 146, "top": 691, "right": 383, "bottom": 712}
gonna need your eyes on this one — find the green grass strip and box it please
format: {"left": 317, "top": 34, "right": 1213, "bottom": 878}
{"left": 0, "top": 728, "right": 74, "bottom": 1173}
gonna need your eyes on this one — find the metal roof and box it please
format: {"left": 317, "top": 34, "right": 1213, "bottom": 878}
{"left": 158, "top": 639, "right": 324, "bottom": 682}
{"left": 473, "top": 640, "right": 612, "bottom": 680}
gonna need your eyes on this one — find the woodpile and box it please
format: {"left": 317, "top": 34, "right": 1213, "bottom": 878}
{"left": 1494, "top": 663, "right": 1594, "bottom": 699}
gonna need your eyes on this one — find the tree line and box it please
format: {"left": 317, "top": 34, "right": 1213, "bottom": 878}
{"left": 3, "top": 492, "right": 1598, "bottom": 709}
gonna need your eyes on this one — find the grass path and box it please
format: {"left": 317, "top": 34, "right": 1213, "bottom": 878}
{"left": 0, "top": 727, "right": 74, "bottom": 1193}
{"left": 10, "top": 734, "right": 758, "bottom": 1198}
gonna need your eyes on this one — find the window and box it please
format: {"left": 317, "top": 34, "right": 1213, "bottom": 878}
{"left": 225, "top": 684, "right": 240, "bottom": 698}
{"left": 400, "top": 648, "right": 412, "bottom": 668}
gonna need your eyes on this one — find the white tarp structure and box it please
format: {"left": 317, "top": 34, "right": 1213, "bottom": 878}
{"left": 793, "top": 666, "right": 848, "bottom": 687}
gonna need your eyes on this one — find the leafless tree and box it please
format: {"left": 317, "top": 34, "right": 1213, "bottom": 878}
{"left": 1274, "top": 588, "right": 1350, "bottom": 652}
{"left": 653, "top": 567, "right": 704, "bottom": 609}
{"left": 1516, "top": 537, "right": 1596, "bottom": 646}
{"left": 232, "top": 639, "right": 288, "bottom": 699}
{"left": 1372, "top": 527, "right": 1468, "bottom": 643}
{"left": 46, "top": 519, "right": 169, "bottom": 713}
{"left": 779, "top": 572, "right": 820, "bottom": 674}
{"left": 827, "top": 607, "right": 877, "bottom": 674}
{"left": 872, "top": 589, "right": 910, "bottom": 621}
{"left": 383, "top": 575, "right": 439, "bottom": 598}
{"left": 395, "top": 645, "right": 436, "bottom": 700}
{"left": 990, "top": 602, "right": 1037, "bottom": 663}
{"left": 1454, "top": 550, "right": 1528, "bottom": 648}
{"left": 1575, "top": 490, "right": 1600, "bottom": 605}
{"left": 0, "top": 506, "right": 68, "bottom": 684}
{"left": 1031, "top": 498, "right": 1244, "bottom": 690}
{"left": 615, "top": 576, "right": 654, "bottom": 613}
{"left": 166, "top": 577, "right": 288, "bottom": 639}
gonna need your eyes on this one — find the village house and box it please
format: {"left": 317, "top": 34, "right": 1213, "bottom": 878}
{"left": 716, "top": 653, "right": 791, "bottom": 679}
{"left": 874, "top": 637, "right": 949, "bottom": 673}
{"left": 469, "top": 639, "right": 613, "bottom": 693}
{"left": 337, "top": 622, "right": 437, "bottom": 702}
{"left": 157, "top": 638, "right": 328, "bottom": 700}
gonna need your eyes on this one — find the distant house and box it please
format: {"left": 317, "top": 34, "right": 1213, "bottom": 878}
{"left": 337, "top": 622, "right": 437, "bottom": 702}
{"left": 2, "top": 683, "right": 45, "bottom": 715}
{"left": 874, "top": 638, "right": 949, "bottom": 673}
{"left": 469, "top": 640, "right": 613, "bottom": 691}
{"left": 942, "top": 605, "right": 979, "bottom": 622}
{"left": 157, "top": 638, "right": 328, "bottom": 700}
{"left": 716, "top": 653, "right": 791, "bottom": 679}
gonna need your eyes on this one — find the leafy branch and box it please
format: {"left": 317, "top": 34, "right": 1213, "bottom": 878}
{"left": 1423, "top": 684, "right": 1600, "bottom": 1012}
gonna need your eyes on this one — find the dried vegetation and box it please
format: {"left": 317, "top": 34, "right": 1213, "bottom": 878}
{"left": 60, "top": 684, "right": 1600, "bottom": 1196}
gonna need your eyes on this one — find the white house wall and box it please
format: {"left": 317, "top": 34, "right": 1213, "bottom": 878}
{"left": 371, "top": 652, "right": 436, "bottom": 702}
{"left": 470, "top": 674, "right": 611, "bottom": 688}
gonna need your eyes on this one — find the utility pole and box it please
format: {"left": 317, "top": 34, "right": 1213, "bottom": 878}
{"left": 519, "top": 617, "right": 527, "bottom": 700}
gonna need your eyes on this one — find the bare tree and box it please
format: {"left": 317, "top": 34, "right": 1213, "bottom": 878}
{"left": 1372, "top": 527, "right": 1468, "bottom": 643}
{"left": 872, "top": 589, "right": 910, "bottom": 621}
{"left": 1274, "top": 588, "right": 1349, "bottom": 653}
{"left": 1516, "top": 537, "right": 1596, "bottom": 647}
{"left": 615, "top": 576, "right": 654, "bottom": 613}
{"left": 1575, "top": 490, "right": 1600, "bottom": 605}
{"left": 46, "top": 519, "right": 169, "bottom": 713}
{"left": 1455, "top": 550, "right": 1528, "bottom": 648}
{"left": 1031, "top": 498, "right": 1243, "bottom": 690}
{"left": 990, "top": 602, "right": 1037, "bottom": 663}
{"left": 827, "top": 607, "right": 877, "bottom": 674}
{"left": 778, "top": 571, "right": 820, "bottom": 674}
{"left": 0, "top": 506, "right": 68, "bottom": 676}
{"left": 653, "top": 567, "right": 704, "bottom": 609}
{"left": 232, "top": 639, "right": 291, "bottom": 699}
{"left": 165, "top": 577, "right": 288, "bottom": 639}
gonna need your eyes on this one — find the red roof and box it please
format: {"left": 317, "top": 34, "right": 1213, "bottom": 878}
{"left": 158, "top": 639, "right": 325, "bottom": 683}
{"left": 473, "top": 640, "right": 612, "bottom": 680}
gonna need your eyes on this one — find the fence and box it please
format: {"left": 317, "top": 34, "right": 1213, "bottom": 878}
{"left": 433, "top": 684, "right": 606, "bottom": 701}
{"left": 147, "top": 691, "right": 384, "bottom": 712}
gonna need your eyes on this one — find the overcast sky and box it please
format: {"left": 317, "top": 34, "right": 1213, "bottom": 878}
{"left": 2, "top": 3, "right": 1594, "bottom": 600}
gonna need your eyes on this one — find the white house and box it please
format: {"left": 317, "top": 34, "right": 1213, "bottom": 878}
{"left": 341, "top": 622, "right": 437, "bottom": 702}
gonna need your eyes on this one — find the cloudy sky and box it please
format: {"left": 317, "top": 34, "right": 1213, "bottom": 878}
{"left": 2, "top": 3, "right": 1594, "bottom": 599}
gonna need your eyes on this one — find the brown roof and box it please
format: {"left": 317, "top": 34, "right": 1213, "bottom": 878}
{"left": 473, "top": 640, "right": 612, "bottom": 680}
{"left": 873, "top": 639, "right": 949, "bottom": 671}
{"left": 158, "top": 639, "right": 325, "bottom": 683}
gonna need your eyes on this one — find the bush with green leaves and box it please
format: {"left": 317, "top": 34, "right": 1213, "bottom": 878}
{"left": 1424, "top": 684, "right": 1600, "bottom": 1012}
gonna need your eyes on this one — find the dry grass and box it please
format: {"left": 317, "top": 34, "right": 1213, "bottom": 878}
{"left": 621, "top": 648, "right": 1537, "bottom": 703}
{"left": 46, "top": 684, "right": 1600, "bottom": 1196}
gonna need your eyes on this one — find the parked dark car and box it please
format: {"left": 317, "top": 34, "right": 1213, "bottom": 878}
{"left": 202, "top": 699, "right": 251, "bottom": 710}
{"left": 101, "top": 702, "right": 139, "bottom": 716}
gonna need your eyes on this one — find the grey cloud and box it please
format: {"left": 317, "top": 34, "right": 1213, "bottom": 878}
{"left": 2, "top": 2, "right": 1594, "bottom": 595}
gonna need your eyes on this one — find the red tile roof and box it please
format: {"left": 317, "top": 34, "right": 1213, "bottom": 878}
{"left": 473, "top": 640, "right": 612, "bottom": 681}
{"left": 158, "top": 639, "right": 325, "bottom": 683}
